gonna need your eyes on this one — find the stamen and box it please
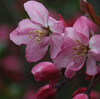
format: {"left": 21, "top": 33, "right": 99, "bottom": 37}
{"left": 28, "top": 35, "right": 31, "bottom": 38}
{"left": 28, "top": 29, "right": 49, "bottom": 44}
{"left": 73, "top": 56, "right": 76, "bottom": 59}
{"left": 36, "top": 38, "right": 41, "bottom": 44}
{"left": 71, "top": 40, "right": 87, "bottom": 59}
{"left": 81, "top": 54, "right": 84, "bottom": 57}
{"left": 29, "top": 31, "right": 34, "bottom": 34}
{"left": 73, "top": 47, "right": 77, "bottom": 50}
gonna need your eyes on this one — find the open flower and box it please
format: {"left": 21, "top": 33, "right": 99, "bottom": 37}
{"left": 53, "top": 16, "right": 100, "bottom": 78}
{"left": 10, "top": 1, "right": 64, "bottom": 62}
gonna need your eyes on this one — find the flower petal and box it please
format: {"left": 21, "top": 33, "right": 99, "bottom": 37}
{"left": 91, "top": 52, "right": 100, "bottom": 61}
{"left": 65, "top": 62, "right": 77, "bottom": 78}
{"left": 70, "top": 56, "right": 86, "bottom": 71}
{"left": 89, "top": 35, "right": 100, "bottom": 54}
{"left": 86, "top": 53, "right": 97, "bottom": 75}
{"left": 48, "top": 16, "right": 64, "bottom": 34}
{"left": 53, "top": 46, "right": 72, "bottom": 69}
{"left": 25, "top": 37, "right": 49, "bottom": 62}
{"left": 64, "top": 56, "right": 86, "bottom": 78}
{"left": 10, "top": 28, "right": 32, "bottom": 45}
{"left": 50, "top": 33, "right": 64, "bottom": 59}
{"left": 73, "top": 16, "right": 89, "bottom": 38}
{"left": 64, "top": 27, "right": 89, "bottom": 46}
{"left": 18, "top": 19, "right": 42, "bottom": 35}
{"left": 10, "top": 19, "right": 41, "bottom": 45}
{"left": 24, "top": 1, "right": 49, "bottom": 27}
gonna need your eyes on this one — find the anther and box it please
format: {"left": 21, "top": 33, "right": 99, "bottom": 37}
{"left": 29, "top": 31, "right": 34, "bottom": 34}
{"left": 28, "top": 35, "right": 31, "bottom": 38}
{"left": 73, "top": 47, "right": 77, "bottom": 50}
{"left": 36, "top": 38, "right": 41, "bottom": 44}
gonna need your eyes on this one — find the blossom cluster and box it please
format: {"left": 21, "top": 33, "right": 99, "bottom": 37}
{"left": 10, "top": 1, "right": 100, "bottom": 99}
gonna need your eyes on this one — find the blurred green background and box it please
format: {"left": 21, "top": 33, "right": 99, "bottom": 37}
{"left": 0, "top": 0, "right": 100, "bottom": 99}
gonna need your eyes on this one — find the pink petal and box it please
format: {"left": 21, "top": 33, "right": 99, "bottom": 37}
{"left": 10, "top": 19, "right": 42, "bottom": 45}
{"left": 64, "top": 27, "right": 89, "bottom": 46}
{"left": 65, "top": 56, "right": 86, "bottom": 78}
{"left": 48, "top": 16, "right": 64, "bottom": 34}
{"left": 18, "top": 19, "right": 42, "bottom": 35}
{"left": 65, "top": 62, "right": 77, "bottom": 78}
{"left": 24, "top": 1, "right": 49, "bottom": 27}
{"left": 10, "top": 28, "right": 32, "bottom": 45}
{"left": 73, "top": 16, "right": 89, "bottom": 38}
{"left": 70, "top": 56, "right": 86, "bottom": 71}
{"left": 53, "top": 46, "right": 73, "bottom": 69}
{"left": 25, "top": 37, "right": 49, "bottom": 62}
{"left": 50, "top": 33, "right": 64, "bottom": 59}
{"left": 87, "top": 19, "right": 99, "bottom": 33}
{"left": 86, "top": 53, "right": 97, "bottom": 75}
{"left": 65, "top": 69, "right": 77, "bottom": 78}
{"left": 89, "top": 35, "right": 100, "bottom": 54}
{"left": 90, "top": 52, "right": 100, "bottom": 62}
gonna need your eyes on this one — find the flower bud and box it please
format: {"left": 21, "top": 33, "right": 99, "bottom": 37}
{"left": 31, "top": 62, "right": 60, "bottom": 81}
{"left": 73, "top": 94, "right": 88, "bottom": 99}
{"left": 36, "top": 84, "right": 57, "bottom": 99}
{"left": 72, "top": 87, "right": 87, "bottom": 97}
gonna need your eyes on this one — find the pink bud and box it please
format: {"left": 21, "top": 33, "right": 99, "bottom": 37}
{"left": 73, "top": 94, "right": 88, "bottom": 99}
{"left": 72, "top": 87, "right": 87, "bottom": 97}
{"left": 31, "top": 62, "right": 60, "bottom": 81}
{"left": 36, "top": 84, "right": 57, "bottom": 99}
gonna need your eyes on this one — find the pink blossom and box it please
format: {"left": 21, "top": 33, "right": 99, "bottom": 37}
{"left": 10, "top": 1, "right": 64, "bottom": 62}
{"left": 53, "top": 16, "right": 100, "bottom": 78}
{"left": 36, "top": 84, "right": 57, "bottom": 99}
{"left": 31, "top": 62, "right": 60, "bottom": 81}
{"left": 73, "top": 94, "right": 88, "bottom": 99}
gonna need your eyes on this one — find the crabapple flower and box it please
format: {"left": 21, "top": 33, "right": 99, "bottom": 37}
{"left": 53, "top": 16, "right": 100, "bottom": 78}
{"left": 73, "top": 94, "right": 88, "bottom": 99}
{"left": 10, "top": 1, "right": 64, "bottom": 62}
{"left": 36, "top": 84, "right": 57, "bottom": 99}
{"left": 31, "top": 62, "right": 60, "bottom": 81}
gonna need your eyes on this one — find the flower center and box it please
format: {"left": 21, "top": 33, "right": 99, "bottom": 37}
{"left": 71, "top": 40, "right": 87, "bottom": 59}
{"left": 28, "top": 28, "right": 50, "bottom": 44}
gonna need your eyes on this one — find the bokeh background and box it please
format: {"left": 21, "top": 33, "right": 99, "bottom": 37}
{"left": 0, "top": 0, "right": 100, "bottom": 99}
